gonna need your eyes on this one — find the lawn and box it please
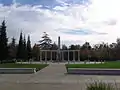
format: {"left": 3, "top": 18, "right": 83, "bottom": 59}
{"left": 66, "top": 61, "right": 120, "bottom": 69}
{"left": 0, "top": 64, "right": 48, "bottom": 71}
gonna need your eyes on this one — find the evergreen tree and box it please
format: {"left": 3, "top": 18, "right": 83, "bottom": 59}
{"left": 17, "top": 32, "right": 24, "bottom": 60}
{"left": 50, "top": 42, "right": 58, "bottom": 50}
{"left": 62, "top": 44, "right": 68, "bottom": 50}
{"left": 11, "top": 37, "right": 16, "bottom": 47}
{"left": 27, "top": 35, "right": 32, "bottom": 60}
{"left": 69, "top": 45, "right": 76, "bottom": 50}
{"left": 23, "top": 35, "right": 27, "bottom": 61}
{"left": 0, "top": 20, "right": 8, "bottom": 62}
{"left": 38, "top": 32, "right": 52, "bottom": 50}
{"left": 8, "top": 37, "right": 16, "bottom": 59}
{"left": 32, "top": 44, "right": 40, "bottom": 61}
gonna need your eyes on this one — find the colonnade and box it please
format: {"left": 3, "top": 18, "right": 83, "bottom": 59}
{"left": 39, "top": 50, "right": 80, "bottom": 63}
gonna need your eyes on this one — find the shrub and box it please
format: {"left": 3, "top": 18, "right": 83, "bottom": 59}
{"left": 86, "top": 80, "right": 119, "bottom": 90}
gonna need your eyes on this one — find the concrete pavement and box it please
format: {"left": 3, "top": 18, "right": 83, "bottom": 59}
{"left": 0, "top": 63, "right": 120, "bottom": 90}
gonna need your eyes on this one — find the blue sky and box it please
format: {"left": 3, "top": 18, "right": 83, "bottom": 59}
{"left": 0, "top": 0, "right": 89, "bottom": 6}
{"left": 0, "top": 0, "right": 119, "bottom": 46}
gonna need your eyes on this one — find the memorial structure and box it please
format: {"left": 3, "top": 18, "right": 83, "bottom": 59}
{"left": 39, "top": 36, "right": 80, "bottom": 63}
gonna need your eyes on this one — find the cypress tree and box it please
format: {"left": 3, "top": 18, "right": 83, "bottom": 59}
{"left": 17, "top": 32, "right": 24, "bottom": 60}
{"left": 23, "top": 35, "right": 27, "bottom": 61}
{"left": 8, "top": 37, "right": 16, "bottom": 59}
{"left": 0, "top": 20, "right": 8, "bottom": 62}
{"left": 27, "top": 35, "right": 32, "bottom": 60}
{"left": 11, "top": 37, "right": 16, "bottom": 47}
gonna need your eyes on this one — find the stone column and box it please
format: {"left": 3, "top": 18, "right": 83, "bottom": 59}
{"left": 45, "top": 51, "right": 47, "bottom": 64}
{"left": 40, "top": 51, "right": 42, "bottom": 62}
{"left": 68, "top": 50, "right": 70, "bottom": 64}
{"left": 40, "top": 51, "right": 43, "bottom": 64}
{"left": 62, "top": 51, "right": 64, "bottom": 61}
{"left": 51, "top": 51, "right": 52, "bottom": 62}
{"left": 78, "top": 50, "right": 80, "bottom": 62}
{"left": 73, "top": 51, "right": 75, "bottom": 63}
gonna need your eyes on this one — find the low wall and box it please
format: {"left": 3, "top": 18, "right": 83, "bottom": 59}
{"left": 67, "top": 68, "right": 120, "bottom": 75}
{"left": 0, "top": 68, "right": 36, "bottom": 74}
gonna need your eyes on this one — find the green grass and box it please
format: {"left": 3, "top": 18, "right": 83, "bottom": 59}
{"left": 0, "top": 64, "right": 48, "bottom": 70}
{"left": 66, "top": 61, "right": 120, "bottom": 69}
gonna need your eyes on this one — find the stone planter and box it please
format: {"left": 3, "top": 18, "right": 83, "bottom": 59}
{"left": 67, "top": 68, "right": 120, "bottom": 75}
{"left": 0, "top": 68, "right": 36, "bottom": 74}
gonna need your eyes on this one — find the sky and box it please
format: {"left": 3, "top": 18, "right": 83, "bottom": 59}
{"left": 0, "top": 0, "right": 120, "bottom": 46}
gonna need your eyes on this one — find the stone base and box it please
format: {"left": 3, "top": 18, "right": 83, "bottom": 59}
{"left": 0, "top": 68, "right": 36, "bottom": 74}
{"left": 67, "top": 68, "right": 120, "bottom": 75}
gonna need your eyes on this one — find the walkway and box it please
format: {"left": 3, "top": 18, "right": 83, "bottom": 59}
{"left": 0, "top": 63, "right": 120, "bottom": 90}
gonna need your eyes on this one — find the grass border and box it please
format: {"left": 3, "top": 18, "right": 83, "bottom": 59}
{"left": 65, "top": 61, "right": 120, "bottom": 69}
{"left": 0, "top": 64, "right": 49, "bottom": 72}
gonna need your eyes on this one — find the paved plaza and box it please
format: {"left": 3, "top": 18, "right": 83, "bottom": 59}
{"left": 0, "top": 63, "right": 120, "bottom": 90}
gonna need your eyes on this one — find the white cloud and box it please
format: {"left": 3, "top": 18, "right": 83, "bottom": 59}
{"left": 0, "top": 0, "right": 120, "bottom": 46}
